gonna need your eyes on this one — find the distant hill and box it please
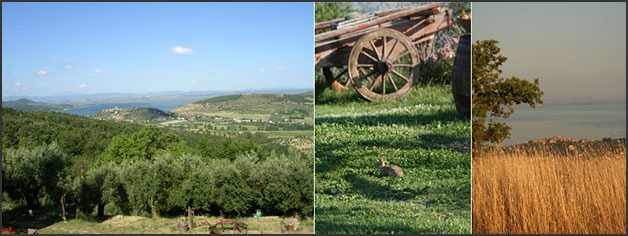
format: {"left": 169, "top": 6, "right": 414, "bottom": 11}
{"left": 91, "top": 107, "right": 175, "bottom": 123}
{"left": 2, "top": 88, "right": 312, "bottom": 103}
{"left": 2, "top": 98, "right": 75, "bottom": 112}
{"left": 497, "top": 136, "right": 626, "bottom": 158}
{"left": 177, "top": 92, "right": 314, "bottom": 115}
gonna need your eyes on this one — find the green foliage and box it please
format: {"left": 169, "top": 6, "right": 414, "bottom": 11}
{"left": 2, "top": 144, "right": 65, "bottom": 210}
{"left": 257, "top": 151, "right": 314, "bottom": 216}
{"left": 194, "top": 94, "right": 243, "bottom": 104}
{"left": 119, "top": 154, "right": 181, "bottom": 217}
{"left": 1, "top": 107, "right": 313, "bottom": 220}
{"left": 1, "top": 107, "right": 139, "bottom": 176}
{"left": 418, "top": 57, "right": 455, "bottom": 86}
{"left": 314, "top": 2, "right": 355, "bottom": 23}
{"left": 91, "top": 107, "right": 174, "bottom": 123}
{"left": 472, "top": 40, "right": 544, "bottom": 151}
{"left": 101, "top": 127, "right": 188, "bottom": 163}
{"left": 198, "top": 138, "right": 258, "bottom": 161}
{"left": 109, "top": 151, "right": 312, "bottom": 218}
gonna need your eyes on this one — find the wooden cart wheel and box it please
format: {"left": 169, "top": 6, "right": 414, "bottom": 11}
{"left": 348, "top": 28, "right": 419, "bottom": 101}
{"left": 322, "top": 66, "right": 350, "bottom": 91}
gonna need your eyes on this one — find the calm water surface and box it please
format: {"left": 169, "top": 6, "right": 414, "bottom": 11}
{"left": 503, "top": 103, "right": 626, "bottom": 145}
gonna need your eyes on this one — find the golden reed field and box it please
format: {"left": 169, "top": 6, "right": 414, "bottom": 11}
{"left": 473, "top": 139, "right": 626, "bottom": 234}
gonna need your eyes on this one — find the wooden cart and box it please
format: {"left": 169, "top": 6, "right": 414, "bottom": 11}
{"left": 315, "top": 3, "right": 455, "bottom": 101}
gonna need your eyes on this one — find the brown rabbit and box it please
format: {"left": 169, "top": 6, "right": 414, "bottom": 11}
{"left": 375, "top": 157, "right": 403, "bottom": 177}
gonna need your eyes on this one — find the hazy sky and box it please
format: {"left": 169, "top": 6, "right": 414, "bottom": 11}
{"left": 2, "top": 2, "right": 313, "bottom": 98}
{"left": 473, "top": 2, "right": 626, "bottom": 103}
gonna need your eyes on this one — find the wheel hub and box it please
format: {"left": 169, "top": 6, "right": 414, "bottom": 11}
{"left": 376, "top": 60, "right": 393, "bottom": 74}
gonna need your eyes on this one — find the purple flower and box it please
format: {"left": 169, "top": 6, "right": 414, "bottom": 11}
{"left": 431, "top": 54, "right": 438, "bottom": 61}
{"left": 453, "top": 38, "right": 459, "bottom": 44}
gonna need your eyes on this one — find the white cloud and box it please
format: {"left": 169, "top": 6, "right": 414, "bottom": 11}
{"left": 274, "top": 66, "right": 285, "bottom": 71}
{"left": 35, "top": 70, "right": 49, "bottom": 76}
{"left": 78, "top": 83, "right": 87, "bottom": 88}
{"left": 94, "top": 68, "right": 103, "bottom": 73}
{"left": 64, "top": 64, "right": 73, "bottom": 70}
{"left": 171, "top": 45, "right": 195, "bottom": 54}
{"left": 258, "top": 68, "right": 265, "bottom": 72}
{"left": 14, "top": 82, "right": 26, "bottom": 91}
{"left": 191, "top": 80, "right": 198, "bottom": 84}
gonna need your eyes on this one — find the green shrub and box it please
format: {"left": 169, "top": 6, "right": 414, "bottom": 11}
{"left": 2, "top": 144, "right": 65, "bottom": 211}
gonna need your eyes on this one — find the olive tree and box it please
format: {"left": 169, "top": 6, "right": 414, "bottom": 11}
{"left": 2, "top": 144, "right": 64, "bottom": 213}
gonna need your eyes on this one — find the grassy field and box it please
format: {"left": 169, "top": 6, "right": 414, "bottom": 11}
{"left": 35, "top": 216, "right": 313, "bottom": 234}
{"left": 315, "top": 86, "right": 471, "bottom": 234}
{"left": 473, "top": 144, "right": 626, "bottom": 234}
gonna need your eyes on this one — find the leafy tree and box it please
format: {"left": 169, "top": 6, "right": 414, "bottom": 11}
{"left": 2, "top": 144, "right": 65, "bottom": 212}
{"left": 167, "top": 154, "right": 214, "bottom": 211}
{"left": 101, "top": 127, "right": 187, "bottom": 163}
{"left": 472, "top": 40, "right": 544, "bottom": 152}
{"left": 120, "top": 154, "right": 182, "bottom": 217}
{"left": 100, "top": 164, "right": 131, "bottom": 215}
{"left": 256, "top": 151, "right": 313, "bottom": 216}
{"left": 210, "top": 158, "right": 256, "bottom": 216}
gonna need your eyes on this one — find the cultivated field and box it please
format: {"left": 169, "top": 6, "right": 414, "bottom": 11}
{"left": 315, "top": 86, "right": 471, "bottom": 234}
{"left": 473, "top": 142, "right": 627, "bottom": 234}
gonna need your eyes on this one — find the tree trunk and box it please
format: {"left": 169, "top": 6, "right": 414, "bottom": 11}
{"left": 60, "top": 196, "right": 68, "bottom": 222}
{"left": 187, "top": 207, "right": 196, "bottom": 229}
{"left": 25, "top": 195, "right": 36, "bottom": 215}
{"left": 97, "top": 203, "right": 105, "bottom": 217}
{"left": 150, "top": 195, "right": 158, "bottom": 218}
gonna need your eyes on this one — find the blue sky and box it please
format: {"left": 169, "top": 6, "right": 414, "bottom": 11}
{"left": 2, "top": 2, "right": 314, "bottom": 98}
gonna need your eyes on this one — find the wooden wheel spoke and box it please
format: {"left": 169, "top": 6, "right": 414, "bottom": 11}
{"left": 386, "top": 39, "right": 398, "bottom": 60}
{"left": 382, "top": 74, "right": 386, "bottom": 94}
{"left": 334, "top": 68, "right": 348, "bottom": 80}
{"left": 344, "top": 75, "right": 352, "bottom": 87}
{"left": 369, "top": 39, "right": 381, "bottom": 60}
{"left": 370, "top": 74, "right": 382, "bottom": 91}
{"left": 382, "top": 36, "right": 387, "bottom": 60}
{"left": 359, "top": 68, "right": 375, "bottom": 84}
{"left": 388, "top": 74, "right": 399, "bottom": 91}
{"left": 391, "top": 50, "right": 410, "bottom": 63}
{"left": 391, "top": 69, "right": 410, "bottom": 82}
{"left": 360, "top": 50, "right": 378, "bottom": 62}
{"left": 348, "top": 28, "right": 418, "bottom": 101}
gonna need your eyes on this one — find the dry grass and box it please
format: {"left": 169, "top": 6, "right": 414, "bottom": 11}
{"left": 472, "top": 142, "right": 626, "bottom": 234}
{"left": 36, "top": 216, "right": 313, "bottom": 234}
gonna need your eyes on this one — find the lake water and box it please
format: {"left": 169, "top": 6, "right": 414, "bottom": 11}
{"left": 61, "top": 95, "right": 216, "bottom": 116}
{"left": 502, "top": 103, "right": 626, "bottom": 145}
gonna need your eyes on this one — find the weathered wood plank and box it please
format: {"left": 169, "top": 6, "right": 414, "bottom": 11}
{"left": 314, "top": 3, "right": 442, "bottom": 42}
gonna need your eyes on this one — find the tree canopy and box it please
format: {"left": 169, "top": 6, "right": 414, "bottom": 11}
{"left": 2, "top": 107, "right": 313, "bottom": 219}
{"left": 472, "top": 40, "right": 544, "bottom": 152}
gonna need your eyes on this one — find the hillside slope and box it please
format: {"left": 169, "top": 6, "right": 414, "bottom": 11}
{"left": 91, "top": 107, "right": 174, "bottom": 123}
{"left": 175, "top": 92, "right": 313, "bottom": 116}
{"left": 2, "top": 98, "right": 74, "bottom": 112}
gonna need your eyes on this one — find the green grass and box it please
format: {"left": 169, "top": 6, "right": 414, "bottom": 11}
{"left": 315, "top": 85, "right": 471, "bottom": 234}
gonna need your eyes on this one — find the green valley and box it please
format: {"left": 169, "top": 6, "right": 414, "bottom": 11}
{"left": 1, "top": 91, "right": 314, "bottom": 234}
